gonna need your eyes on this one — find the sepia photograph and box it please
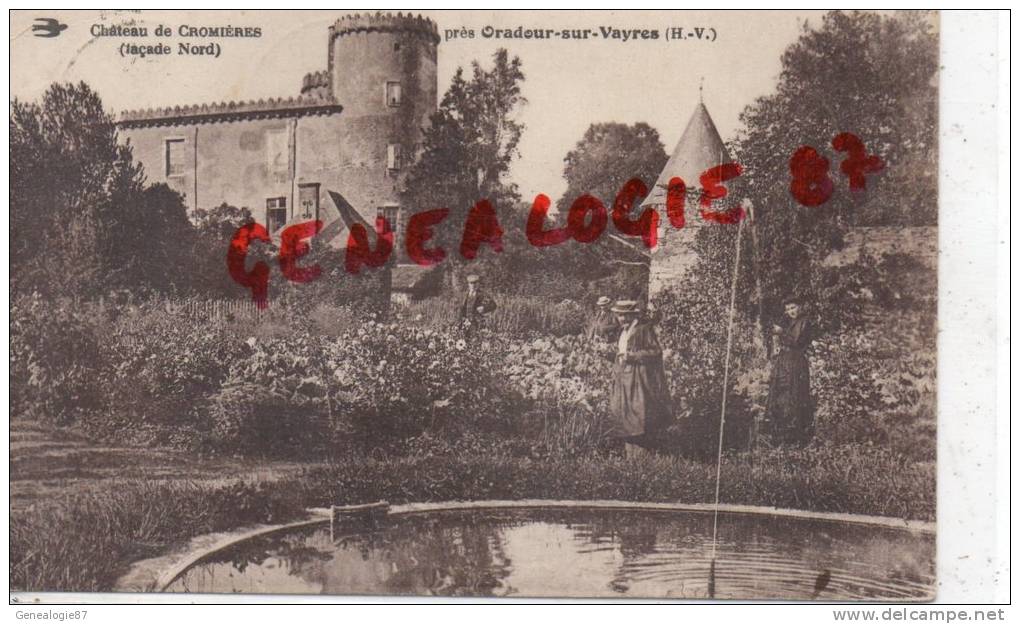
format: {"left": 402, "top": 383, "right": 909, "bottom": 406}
{"left": 5, "top": 8, "right": 993, "bottom": 606}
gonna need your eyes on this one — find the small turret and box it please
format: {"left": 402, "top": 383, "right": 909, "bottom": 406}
{"left": 300, "top": 70, "right": 330, "bottom": 99}
{"left": 641, "top": 101, "right": 734, "bottom": 223}
{"left": 645, "top": 100, "right": 737, "bottom": 295}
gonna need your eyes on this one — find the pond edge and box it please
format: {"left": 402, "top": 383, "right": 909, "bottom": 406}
{"left": 145, "top": 499, "right": 936, "bottom": 593}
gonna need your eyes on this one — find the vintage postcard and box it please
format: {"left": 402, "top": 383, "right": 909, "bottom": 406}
{"left": 9, "top": 9, "right": 947, "bottom": 602}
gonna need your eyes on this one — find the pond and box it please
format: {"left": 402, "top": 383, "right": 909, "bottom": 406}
{"left": 164, "top": 507, "right": 934, "bottom": 600}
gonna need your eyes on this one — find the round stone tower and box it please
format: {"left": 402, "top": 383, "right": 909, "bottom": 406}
{"left": 330, "top": 15, "right": 438, "bottom": 171}
{"left": 329, "top": 12, "right": 438, "bottom": 117}
{"left": 325, "top": 13, "right": 439, "bottom": 254}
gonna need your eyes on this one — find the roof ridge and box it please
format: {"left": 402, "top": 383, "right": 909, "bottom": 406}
{"left": 117, "top": 93, "right": 341, "bottom": 126}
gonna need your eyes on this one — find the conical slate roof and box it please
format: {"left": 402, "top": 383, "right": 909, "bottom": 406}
{"left": 641, "top": 102, "right": 732, "bottom": 208}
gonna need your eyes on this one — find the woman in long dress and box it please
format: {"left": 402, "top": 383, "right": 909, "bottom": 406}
{"left": 607, "top": 300, "right": 671, "bottom": 458}
{"left": 764, "top": 297, "right": 815, "bottom": 446}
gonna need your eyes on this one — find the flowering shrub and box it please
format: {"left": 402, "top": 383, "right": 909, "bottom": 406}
{"left": 207, "top": 321, "right": 510, "bottom": 454}
{"left": 95, "top": 301, "right": 248, "bottom": 445}
{"left": 327, "top": 321, "right": 504, "bottom": 442}
{"left": 501, "top": 334, "right": 614, "bottom": 454}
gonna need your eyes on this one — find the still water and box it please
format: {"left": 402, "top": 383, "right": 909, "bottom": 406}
{"left": 165, "top": 508, "right": 934, "bottom": 600}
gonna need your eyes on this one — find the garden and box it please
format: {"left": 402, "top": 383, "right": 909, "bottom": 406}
{"left": 10, "top": 244, "right": 937, "bottom": 592}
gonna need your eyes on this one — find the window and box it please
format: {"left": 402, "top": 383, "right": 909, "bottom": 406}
{"left": 266, "top": 197, "right": 287, "bottom": 233}
{"left": 379, "top": 204, "right": 402, "bottom": 261}
{"left": 165, "top": 138, "right": 186, "bottom": 177}
{"left": 298, "top": 183, "right": 320, "bottom": 219}
{"left": 385, "top": 81, "right": 402, "bottom": 107}
{"left": 378, "top": 204, "right": 399, "bottom": 229}
{"left": 386, "top": 144, "right": 401, "bottom": 171}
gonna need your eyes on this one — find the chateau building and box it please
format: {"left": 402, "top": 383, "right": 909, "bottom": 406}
{"left": 116, "top": 13, "right": 440, "bottom": 251}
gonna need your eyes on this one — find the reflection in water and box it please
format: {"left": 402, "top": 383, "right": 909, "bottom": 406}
{"left": 166, "top": 508, "right": 934, "bottom": 600}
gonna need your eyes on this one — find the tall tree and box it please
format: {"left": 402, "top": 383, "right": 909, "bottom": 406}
{"left": 552, "top": 122, "right": 669, "bottom": 292}
{"left": 557, "top": 122, "right": 668, "bottom": 215}
{"left": 731, "top": 10, "right": 938, "bottom": 317}
{"left": 10, "top": 82, "right": 196, "bottom": 297}
{"left": 11, "top": 82, "right": 141, "bottom": 296}
{"left": 402, "top": 49, "right": 526, "bottom": 257}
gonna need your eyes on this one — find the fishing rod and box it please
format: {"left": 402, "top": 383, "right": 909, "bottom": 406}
{"left": 708, "top": 208, "right": 746, "bottom": 599}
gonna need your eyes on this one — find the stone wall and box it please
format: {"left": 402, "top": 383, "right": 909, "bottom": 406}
{"left": 648, "top": 227, "right": 700, "bottom": 296}
{"left": 649, "top": 225, "right": 938, "bottom": 296}
{"left": 822, "top": 226, "right": 937, "bottom": 269}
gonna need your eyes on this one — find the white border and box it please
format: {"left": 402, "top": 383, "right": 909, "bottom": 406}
{"left": 2, "top": 5, "right": 1010, "bottom": 615}
{"left": 936, "top": 8, "right": 1008, "bottom": 605}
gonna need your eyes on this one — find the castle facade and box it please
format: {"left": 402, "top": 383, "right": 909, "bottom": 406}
{"left": 116, "top": 13, "right": 439, "bottom": 248}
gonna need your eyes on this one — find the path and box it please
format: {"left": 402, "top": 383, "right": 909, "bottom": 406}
{"left": 10, "top": 419, "right": 322, "bottom": 513}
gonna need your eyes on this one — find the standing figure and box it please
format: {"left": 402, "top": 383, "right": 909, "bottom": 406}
{"left": 608, "top": 300, "right": 671, "bottom": 458}
{"left": 459, "top": 274, "right": 496, "bottom": 330}
{"left": 764, "top": 297, "right": 815, "bottom": 446}
{"left": 587, "top": 295, "right": 618, "bottom": 342}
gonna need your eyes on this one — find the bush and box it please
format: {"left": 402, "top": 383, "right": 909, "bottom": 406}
{"left": 10, "top": 294, "right": 105, "bottom": 424}
{"left": 202, "top": 321, "right": 514, "bottom": 454}
{"left": 650, "top": 241, "right": 937, "bottom": 460}
{"left": 811, "top": 311, "right": 936, "bottom": 460}
{"left": 207, "top": 381, "right": 327, "bottom": 456}
{"left": 653, "top": 284, "right": 759, "bottom": 457}
{"left": 500, "top": 334, "right": 612, "bottom": 455}
{"left": 11, "top": 265, "right": 935, "bottom": 465}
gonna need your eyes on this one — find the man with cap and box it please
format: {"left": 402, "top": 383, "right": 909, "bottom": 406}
{"left": 587, "top": 295, "right": 619, "bottom": 342}
{"left": 608, "top": 299, "right": 671, "bottom": 458}
{"left": 459, "top": 273, "right": 496, "bottom": 329}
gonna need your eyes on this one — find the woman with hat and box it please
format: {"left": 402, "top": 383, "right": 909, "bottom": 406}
{"left": 587, "top": 295, "right": 618, "bottom": 342}
{"left": 763, "top": 296, "right": 815, "bottom": 446}
{"left": 608, "top": 300, "right": 671, "bottom": 458}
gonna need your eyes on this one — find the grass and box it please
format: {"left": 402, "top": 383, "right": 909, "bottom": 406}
{"left": 10, "top": 480, "right": 307, "bottom": 592}
{"left": 10, "top": 424, "right": 934, "bottom": 593}
{"left": 299, "top": 445, "right": 934, "bottom": 520}
{"left": 402, "top": 293, "right": 586, "bottom": 335}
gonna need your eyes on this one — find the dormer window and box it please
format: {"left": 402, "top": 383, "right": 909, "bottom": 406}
{"left": 385, "top": 81, "right": 401, "bottom": 107}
